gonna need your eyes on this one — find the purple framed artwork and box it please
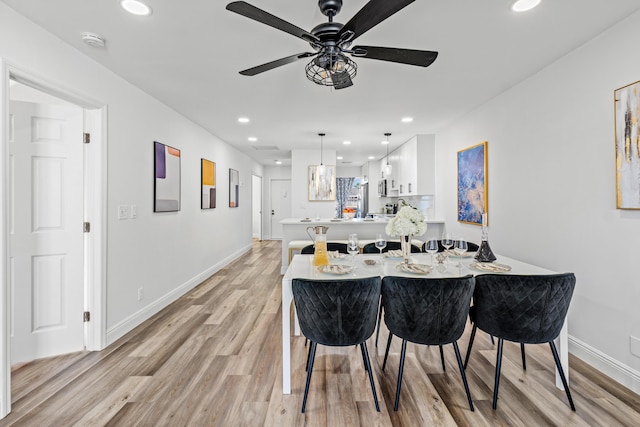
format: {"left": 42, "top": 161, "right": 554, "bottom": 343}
{"left": 154, "top": 141, "right": 181, "bottom": 212}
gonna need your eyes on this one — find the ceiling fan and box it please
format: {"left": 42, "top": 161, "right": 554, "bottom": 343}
{"left": 226, "top": 0, "right": 438, "bottom": 89}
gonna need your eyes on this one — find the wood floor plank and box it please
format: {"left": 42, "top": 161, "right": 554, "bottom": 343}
{"left": 3, "top": 240, "right": 640, "bottom": 427}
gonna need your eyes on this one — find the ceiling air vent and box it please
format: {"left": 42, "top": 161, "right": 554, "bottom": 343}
{"left": 252, "top": 145, "right": 279, "bottom": 151}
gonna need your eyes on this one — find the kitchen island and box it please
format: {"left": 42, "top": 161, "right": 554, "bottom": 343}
{"left": 279, "top": 218, "right": 444, "bottom": 273}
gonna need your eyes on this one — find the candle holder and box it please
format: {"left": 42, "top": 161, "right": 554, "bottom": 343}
{"left": 474, "top": 224, "right": 497, "bottom": 262}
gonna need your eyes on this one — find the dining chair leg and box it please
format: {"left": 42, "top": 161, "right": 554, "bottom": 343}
{"left": 453, "top": 341, "right": 475, "bottom": 411}
{"left": 360, "top": 343, "right": 369, "bottom": 372}
{"left": 361, "top": 342, "right": 380, "bottom": 412}
{"left": 520, "top": 343, "right": 527, "bottom": 370}
{"left": 439, "top": 345, "right": 446, "bottom": 372}
{"left": 382, "top": 333, "right": 394, "bottom": 371}
{"left": 463, "top": 323, "right": 477, "bottom": 370}
{"left": 549, "top": 341, "right": 576, "bottom": 411}
{"left": 375, "top": 301, "right": 383, "bottom": 347}
{"left": 305, "top": 341, "right": 313, "bottom": 372}
{"left": 394, "top": 339, "right": 408, "bottom": 411}
{"left": 492, "top": 338, "right": 504, "bottom": 410}
{"left": 302, "top": 342, "right": 318, "bottom": 413}
{"left": 490, "top": 335, "right": 495, "bottom": 345}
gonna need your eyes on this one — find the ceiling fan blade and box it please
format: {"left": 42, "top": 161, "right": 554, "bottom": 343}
{"left": 337, "top": 0, "right": 415, "bottom": 43}
{"left": 351, "top": 46, "right": 438, "bottom": 67}
{"left": 226, "top": 1, "right": 320, "bottom": 44}
{"left": 330, "top": 72, "right": 354, "bottom": 90}
{"left": 239, "top": 52, "right": 316, "bottom": 76}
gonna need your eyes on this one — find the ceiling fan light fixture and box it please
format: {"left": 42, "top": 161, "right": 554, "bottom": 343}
{"left": 511, "top": 0, "right": 541, "bottom": 12}
{"left": 305, "top": 54, "right": 357, "bottom": 88}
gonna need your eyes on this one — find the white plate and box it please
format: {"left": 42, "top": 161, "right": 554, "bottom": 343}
{"left": 469, "top": 262, "right": 512, "bottom": 272}
{"left": 395, "top": 263, "right": 432, "bottom": 275}
{"left": 317, "top": 264, "right": 353, "bottom": 275}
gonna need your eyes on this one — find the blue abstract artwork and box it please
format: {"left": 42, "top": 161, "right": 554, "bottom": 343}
{"left": 457, "top": 142, "right": 487, "bottom": 225}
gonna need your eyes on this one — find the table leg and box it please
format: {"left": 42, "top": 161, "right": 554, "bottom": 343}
{"left": 282, "top": 279, "right": 292, "bottom": 394}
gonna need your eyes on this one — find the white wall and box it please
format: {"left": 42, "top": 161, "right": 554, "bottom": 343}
{"left": 291, "top": 149, "right": 337, "bottom": 219}
{"left": 0, "top": 3, "right": 263, "bottom": 344}
{"left": 436, "top": 11, "right": 640, "bottom": 391}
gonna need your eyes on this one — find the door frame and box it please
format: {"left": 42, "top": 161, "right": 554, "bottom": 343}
{"left": 0, "top": 59, "right": 108, "bottom": 417}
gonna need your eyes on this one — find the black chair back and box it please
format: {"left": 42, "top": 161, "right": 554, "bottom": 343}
{"left": 382, "top": 275, "right": 475, "bottom": 345}
{"left": 473, "top": 273, "right": 576, "bottom": 344}
{"left": 292, "top": 277, "right": 381, "bottom": 346}
{"left": 362, "top": 241, "right": 421, "bottom": 254}
{"left": 301, "top": 242, "right": 349, "bottom": 254}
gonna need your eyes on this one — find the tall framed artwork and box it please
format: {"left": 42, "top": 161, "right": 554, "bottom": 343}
{"left": 614, "top": 80, "right": 640, "bottom": 209}
{"left": 154, "top": 141, "right": 181, "bottom": 212}
{"left": 457, "top": 141, "right": 487, "bottom": 225}
{"left": 229, "top": 168, "right": 239, "bottom": 207}
{"left": 308, "top": 165, "right": 336, "bottom": 201}
{"left": 201, "top": 158, "right": 216, "bottom": 209}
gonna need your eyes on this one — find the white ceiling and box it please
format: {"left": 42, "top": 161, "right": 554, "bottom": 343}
{"left": 3, "top": 0, "right": 640, "bottom": 166}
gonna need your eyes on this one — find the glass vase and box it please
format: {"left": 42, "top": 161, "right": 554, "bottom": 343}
{"left": 400, "top": 234, "right": 412, "bottom": 264}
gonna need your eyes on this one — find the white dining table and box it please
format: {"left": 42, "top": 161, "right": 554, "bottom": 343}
{"left": 281, "top": 253, "right": 569, "bottom": 394}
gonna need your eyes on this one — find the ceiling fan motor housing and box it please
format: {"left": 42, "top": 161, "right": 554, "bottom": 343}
{"left": 318, "top": 0, "right": 342, "bottom": 17}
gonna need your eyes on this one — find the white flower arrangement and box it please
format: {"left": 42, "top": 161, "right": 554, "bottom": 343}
{"left": 385, "top": 205, "right": 427, "bottom": 237}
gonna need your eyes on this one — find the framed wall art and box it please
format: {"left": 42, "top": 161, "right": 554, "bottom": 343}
{"left": 457, "top": 141, "right": 487, "bottom": 225}
{"left": 154, "top": 141, "right": 181, "bottom": 212}
{"left": 201, "top": 158, "right": 216, "bottom": 209}
{"left": 229, "top": 168, "right": 239, "bottom": 208}
{"left": 614, "top": 80, "right": 640, "bottom": 209}
{"left": 308, "top": 165, "right": 336, "bottom": 201}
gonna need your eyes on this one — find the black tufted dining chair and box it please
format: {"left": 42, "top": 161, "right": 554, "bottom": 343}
{"left": 292, "top": 277, "right": 382, "bottom": 413}
{"left": 362, "top": 241, "right": 421, "bottom": 254}
{"left": 300, "top": 242, "right": 349, "bottom": 254}
{"left": 463, "top": 273, "right": 576, "bottom": 411}
{"left": 381, "top": 275, "right": 476, "bottom": 411}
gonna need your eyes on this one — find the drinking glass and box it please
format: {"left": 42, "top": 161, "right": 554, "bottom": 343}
{"left": 424, "top": 239, "right": 439, "bottom": 266}
{"left": 453, "top": 238, "right": 468, "bottom": 268}
{"left": 441, "top": 232, "right": 454, "bottom": 252}
{"left": 347, "top": 233, "right": 359, "bottom": 265}
{"left": 375, "top": 234, "right": 387, "bottom": 261}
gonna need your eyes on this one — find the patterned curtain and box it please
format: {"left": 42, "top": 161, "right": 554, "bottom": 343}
{"left": 336, "top": 177, "right": 355, "bottom": 218}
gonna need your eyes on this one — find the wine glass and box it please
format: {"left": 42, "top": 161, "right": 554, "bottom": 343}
{"left": 441, "top": 232, "right": 454, "bottom": 252}
{"left": 424, "top": 239, "right": 439, "bottom": 266}
{"left": 375, "top": 233, "right": 387, "bottom": 261}
{"left": 453, "top": 238, "right": 468, "bottom": 268}
{"left": 347, "top": 233, "right": 359, "bottom": 265}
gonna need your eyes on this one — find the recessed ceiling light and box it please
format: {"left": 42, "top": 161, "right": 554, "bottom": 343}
{"left": 401, "top": 117, "right": 413, "bottom": 123}
{"left": 511, "top": 0, "right": 541, "bottom": 12}
{"left": 337, "top": 156, "right": 344, "bottom": 160}
{"left": 120, "top": 0, "right": 152, "bottom": 16}
{"left": 343, "top": 141, "right": 351, "bottom": 145}
{"left": 274, "top": 160, "right": 282, "bottom": 165}
{"left": 368, "top": 156, "right": 375, "bottom": 160}
{"left": 248, "top": 137, "right": 257, "bottom": 142}
{"left": 237, "top": 117, "right": 250, "bottom": 123}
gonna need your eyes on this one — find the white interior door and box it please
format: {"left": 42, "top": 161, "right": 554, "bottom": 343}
{"left": 270, "top": 179, "right": 291, "bottom": 239}
{"left": 252, "top": 175, "right": 262, "bottom": 240}
{"left": 9, "top": 100, "right": 85, "bottom": 364}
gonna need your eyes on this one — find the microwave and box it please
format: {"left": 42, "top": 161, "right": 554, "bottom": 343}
{"left": 378, "top": 179, "right": 388, "bottom": 197}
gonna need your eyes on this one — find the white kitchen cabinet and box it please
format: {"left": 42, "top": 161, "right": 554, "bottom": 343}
{"left": 397, "top": 135, "right": 435, "bottom": 196}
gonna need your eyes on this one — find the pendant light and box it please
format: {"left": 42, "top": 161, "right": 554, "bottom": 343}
{"left": 383, "top": 133, "right": 393, "bottom": 175}
{"left": 316, "top": 133, "right": 327, "bottom": 176}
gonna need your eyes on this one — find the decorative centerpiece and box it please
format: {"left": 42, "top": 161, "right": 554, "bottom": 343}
{"left": 385, "top": 205, "right": 427, "bottom": 264}
{"left": 474, "top": 213, "right": 497, "bottom": 262}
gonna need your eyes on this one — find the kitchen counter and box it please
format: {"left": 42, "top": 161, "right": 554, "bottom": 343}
{"left": 279, "top": 217, "right": 444, "bottom": 273}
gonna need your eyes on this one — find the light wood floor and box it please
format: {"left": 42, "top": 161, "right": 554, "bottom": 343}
{"left": 2, "top": 240, "right": 640, "bottom": 426}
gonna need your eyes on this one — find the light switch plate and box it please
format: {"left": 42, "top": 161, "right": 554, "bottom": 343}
{"left": 130, "top": 204, "right": 137, "bottom": 219}
{"left": 118, "top": 205, "right": 129, "bottom": 220}
{"left": 630, "top": 336, "right": 640, "bottom": 358}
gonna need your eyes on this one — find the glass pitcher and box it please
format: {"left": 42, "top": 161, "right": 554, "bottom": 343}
{"left": 306, "top": 225, "right": 330, "bottom": 267}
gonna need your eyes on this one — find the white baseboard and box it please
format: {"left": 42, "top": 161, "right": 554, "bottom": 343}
{"left": 569, "top": 335, "right": 640, "bottom": 394}
{"left": 105, "top": 244, "right": 252, "bottom": 346}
